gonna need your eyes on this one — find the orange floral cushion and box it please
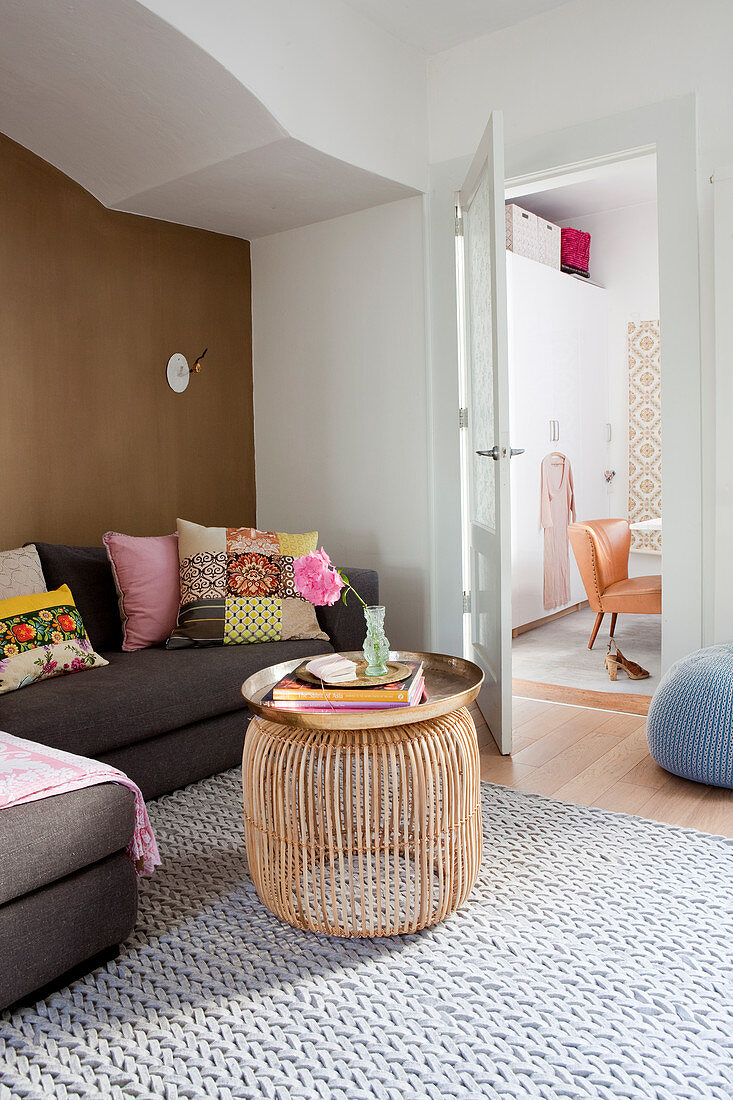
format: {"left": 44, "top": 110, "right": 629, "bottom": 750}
{"left": 0, "top": 585, "right": 107, "bottom": 695}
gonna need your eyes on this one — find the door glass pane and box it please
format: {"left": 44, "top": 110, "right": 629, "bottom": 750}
{"left": 466, "top": 168, "right": 495, "bottom": 530}
{"left": 473, "top": 549, "right": 499, "bottom": 662}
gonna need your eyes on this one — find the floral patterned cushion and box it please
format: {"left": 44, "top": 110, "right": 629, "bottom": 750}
{"left": 167, "top": 519, "right": 329, "bottom": 648}
{"left": 0, "top": 585, "right": 108, "bottom": 695}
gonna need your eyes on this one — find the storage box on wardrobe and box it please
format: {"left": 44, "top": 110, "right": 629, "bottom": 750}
{"left": 536, "top": 219, "right": 561, "bottom": 269}
{"left": 506, "top": 204, "right": 562, "bottom": 269}
{"left": 505, "top": 204, "right": 539, "bottom": 260}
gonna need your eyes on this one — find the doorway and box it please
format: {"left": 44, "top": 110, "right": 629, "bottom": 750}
{"left": 505, "top": 154, "right": 662, "bottom": 714}
{"left": 431, "top": 96, "right": 702, "bottom": 755}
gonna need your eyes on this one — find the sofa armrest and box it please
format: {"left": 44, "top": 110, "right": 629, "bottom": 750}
{"left": 314, "top": 567, "right": 379, "bottom": 653}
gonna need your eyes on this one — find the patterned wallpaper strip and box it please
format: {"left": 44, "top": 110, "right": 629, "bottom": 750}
{"left": 628, "top": 320, "right": 662, "bottom": 553}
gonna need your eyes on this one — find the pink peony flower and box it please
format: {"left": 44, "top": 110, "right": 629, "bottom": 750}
{"left": 292, "top": 548, "right": 345, "bottom": 606}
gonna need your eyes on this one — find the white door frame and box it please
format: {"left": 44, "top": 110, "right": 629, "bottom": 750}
{"left": 425, "top": 94, "right": 702, "bottom": 673}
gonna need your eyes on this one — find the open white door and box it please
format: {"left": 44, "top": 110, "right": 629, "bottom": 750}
{"left": 456, "top": 111, "right": 513, "bottom": 754}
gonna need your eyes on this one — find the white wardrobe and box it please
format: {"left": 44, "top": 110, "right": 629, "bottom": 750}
{"left": 508, "top": 251, "right": 610, "bottom": 631}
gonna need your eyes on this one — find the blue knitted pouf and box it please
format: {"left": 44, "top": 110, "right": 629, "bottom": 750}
{"left": 647, "top": 644, "right": 733, "bottom": 788}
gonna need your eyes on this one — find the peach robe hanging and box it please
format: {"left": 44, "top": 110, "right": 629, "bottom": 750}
{"left": 540, "top": 453, "right": 576, "bottom": 610}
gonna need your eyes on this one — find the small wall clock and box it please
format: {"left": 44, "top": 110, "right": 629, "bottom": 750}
{"left": 166, "top": 353, "right": 190, "bottom": 393}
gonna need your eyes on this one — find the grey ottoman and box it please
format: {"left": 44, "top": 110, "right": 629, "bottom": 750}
{"left": 0, "top": 782, "right": 138, "bottom": 1010}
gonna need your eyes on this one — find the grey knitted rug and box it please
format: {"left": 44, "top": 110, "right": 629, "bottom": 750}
{"left": 1, "top": 770, "right": 732, "bottom": 1100}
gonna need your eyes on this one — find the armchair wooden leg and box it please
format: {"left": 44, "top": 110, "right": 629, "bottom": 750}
{"left": 588, "top": 612, "right": 604, "bottom": 649}
{"left": 609, "top": 613, "right": 618, "bottom": 639}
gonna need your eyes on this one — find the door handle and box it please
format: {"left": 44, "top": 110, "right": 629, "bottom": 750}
{"left": 476, "top": 446, "right": 525, "bottom": 460}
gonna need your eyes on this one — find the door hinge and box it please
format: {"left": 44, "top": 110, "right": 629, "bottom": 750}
{"left": 455, "top": 212, "right": 464, "bottom": 237}
{"left": 459, "top": 407, "right": 469, "bottom": 429}
{"left": 463, "top": 591, "right": 472, "bottom": 614}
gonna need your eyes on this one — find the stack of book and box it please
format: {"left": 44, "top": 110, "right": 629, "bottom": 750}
{"left": 262, "top": 660, "right": 425, "bottom": 713}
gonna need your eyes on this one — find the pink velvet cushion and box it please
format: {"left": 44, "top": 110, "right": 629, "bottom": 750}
{"left": 103, "top": 532, "right": 180, "bottom": 651}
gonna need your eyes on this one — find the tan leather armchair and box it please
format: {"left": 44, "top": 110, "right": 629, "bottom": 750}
{"left": 567, "top": 519, "right": 661, "bottom": 649}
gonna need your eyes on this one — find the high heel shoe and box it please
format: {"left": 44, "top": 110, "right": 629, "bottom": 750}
{"left": 604, "top": 648, "right": 620, "bottom": 681}
{"left": 605, "top": 641, "right": 650, "bottom": 681}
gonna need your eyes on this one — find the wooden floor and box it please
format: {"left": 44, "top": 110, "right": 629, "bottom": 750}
{"left": 473, "top": 697, "right": 733, "bottom": 838}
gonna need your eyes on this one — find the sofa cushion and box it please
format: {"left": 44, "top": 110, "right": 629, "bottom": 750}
{"left": 0, "top": 545, "right": 47, "bottom": 600}
{"left": 98, "top": 709, "right": 251, "bottom": 800}
{"left": 103, "top": 531, "right": 180, "bottom": 651}
{"left": 169, "top": 519, "right": 328, "bottom": 648}
{"left": 0, "top": 781, "right": 135, "bottom": 906}
{"left": 0, "top": 585, "right": 108, "bottom": 695}
{"left": 0, "top": 638, "right": 334, "bottom": 758}
{"left": 34, "top": 543, "right": 123, "bottom": 653}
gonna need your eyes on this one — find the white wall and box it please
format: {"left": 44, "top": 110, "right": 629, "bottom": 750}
{"left": 428, "top": 0, "right": 733, "bottom": 171}
{"left": 713, "top": 168, "right": 733, "bottom": 643}
{"left": 252, "top": 197, "right": 430, "bottom": 649}
{"left": 140, "top": 0, "right": 428, "bottom": 192}
{"left": 557, "top": 202, "right": 659, "bottom": 534}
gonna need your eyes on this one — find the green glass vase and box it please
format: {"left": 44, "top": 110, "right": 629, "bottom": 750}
{"left": 363, "top": 605, "right": 390, "bottom": 676}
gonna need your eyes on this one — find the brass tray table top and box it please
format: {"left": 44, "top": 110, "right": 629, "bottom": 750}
{"left": 241, "top": 650, "right": 484, "bottom": 730}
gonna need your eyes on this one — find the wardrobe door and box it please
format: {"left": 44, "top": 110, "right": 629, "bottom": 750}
{"left": 569, "top": 276, "right": 610, "bottom": 604}
{"left": 509, "top": 255, "right": 609, "bottom": 626}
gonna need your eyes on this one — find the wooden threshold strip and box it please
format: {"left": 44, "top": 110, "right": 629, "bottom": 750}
{"left": 512, "top": 677, "right": 651, "bottom": 717}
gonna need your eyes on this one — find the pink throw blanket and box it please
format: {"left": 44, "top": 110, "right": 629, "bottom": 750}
{"left": 0, "top": 731, "right": 160, "bottom": 875}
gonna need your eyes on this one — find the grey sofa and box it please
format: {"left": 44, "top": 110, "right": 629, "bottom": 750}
{"left": 0, "top": 542, "right": 377, "bottom": 1009}
{"left": 0, "top": 784, "right": 137, "bottom": 1008}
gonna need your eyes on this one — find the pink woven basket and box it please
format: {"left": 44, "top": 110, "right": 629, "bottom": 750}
{"left": 561, "top": 227, "right": 591, "bottom": 272}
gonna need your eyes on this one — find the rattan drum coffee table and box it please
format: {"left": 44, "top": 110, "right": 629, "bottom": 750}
{"left": 241, "top": 651, "right": 483, "bottom": 938}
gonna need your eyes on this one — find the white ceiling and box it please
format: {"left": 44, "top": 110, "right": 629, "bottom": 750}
{"left": 0, "top": 0, "right": 417, "bottom": 239}
{"left": 120, "top": 138, "right": 417, "bottom": 240}
{"left": 507, "top": 155, "right": 658, "bottom": 223}
{"left": 342, "top": 0, "right": 573, "bottom": 54}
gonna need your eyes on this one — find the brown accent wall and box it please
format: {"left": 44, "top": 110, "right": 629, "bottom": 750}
{"left": 0, "top": 132, "right": 254, "bottom": 549}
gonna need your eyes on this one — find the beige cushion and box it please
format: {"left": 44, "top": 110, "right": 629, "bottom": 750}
{"left": 0, "top": 545, "right": 47, "bottom": 601}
